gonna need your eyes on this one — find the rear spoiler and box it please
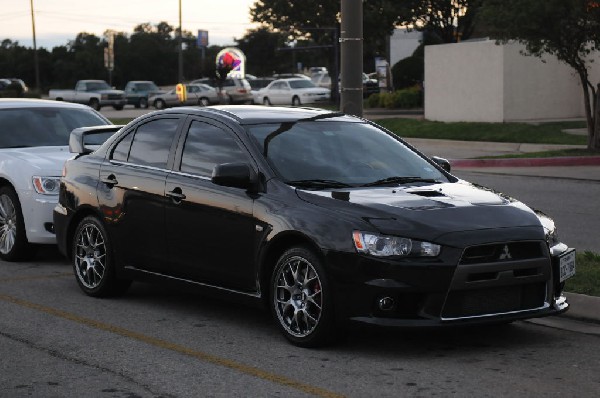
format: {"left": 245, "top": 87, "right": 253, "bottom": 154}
{"left": 69, "top": 125, "right": 124, "bottom": 154}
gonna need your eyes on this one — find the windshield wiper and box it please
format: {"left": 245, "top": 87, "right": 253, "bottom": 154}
{"left": 362, "top": 176, "right": 440, "bottom": 187}
{"left": 286, "top": 179, "right": 353, "bottom": 189}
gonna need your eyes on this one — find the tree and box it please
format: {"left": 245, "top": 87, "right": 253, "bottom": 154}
{"left": 249, "top": 1, "right": 403, "bottom": 71}
{"left": 234, "top": 27, "right": 290, "bottom": 76}
{"left": 479, "top": 0, "right": 600, "bottom": 150}
{"left": 395, "top": 0, "right": 483, "bottom": 43}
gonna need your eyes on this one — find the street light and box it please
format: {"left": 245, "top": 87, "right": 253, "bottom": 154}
{"left": 30, "top": 0, "right": 41, "bottom": 93}
{"left": 178, "top": 0, "right": 184, "bottom": 82}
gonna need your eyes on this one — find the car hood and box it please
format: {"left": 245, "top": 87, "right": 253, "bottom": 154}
{"left": 1, "top": 146, "right": 72, "bottom": 175}
{"left": 295, "top": 180, "right": 545, "bottom": 245}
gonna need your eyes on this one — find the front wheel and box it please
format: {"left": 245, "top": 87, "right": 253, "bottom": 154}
{"left": 271, "top": 246, "right": 336, "bottom": 347}
{"left": 263, "top": 97, "right": 271, "bottom": 106}
{"left": 292, "top": 96, "right": 301, "bottom": 106}
{"left": 198, "top": 97, "right": 210, "bottom": 107}
{"left": 139, "top": 97, "right": 149, "bottom": 109}
{"left": 88, "top": 98, "right": 101, "bottom": 111}
{"left": 72, "top": 216, "right": 131, "bottom": 297}
{"left": 112, "top": 104, "right": 124, "bottom": 110}
{"left": 154, "top": 99, "right": 166, "bottom": 109}
{"left": 0, "top": 186, "right": 33, "bottom": 261}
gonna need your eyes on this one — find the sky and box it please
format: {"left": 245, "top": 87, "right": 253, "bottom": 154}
{"left": 0, "top": 0, "right": 258, "bottom": 49}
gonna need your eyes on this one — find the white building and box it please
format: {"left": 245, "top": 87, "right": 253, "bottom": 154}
{"left": 424, "top": 40, "right": 600, "bottom": 122}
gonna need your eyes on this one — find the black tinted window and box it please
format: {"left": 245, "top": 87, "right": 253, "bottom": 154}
{"left": 112, "top": 132, "right": 133, "bottom": 162}
{"left": 128, "top": 119, "right": 179, "bottom": 168}
{"left": 180, "top": 121, "right": 247, "bottom": 176}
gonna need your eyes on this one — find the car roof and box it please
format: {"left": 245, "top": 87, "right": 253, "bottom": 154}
{"left": 159, "top": 105, "right": 356, "bottom": 125}
{"left": 0, "top": 98, "right": 94, "bottom": 110}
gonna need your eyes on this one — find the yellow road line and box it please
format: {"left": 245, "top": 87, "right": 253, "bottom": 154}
{"left": 0, "top": 273, "right": 72, "bottom": 283}
{"left": 0, "top": 294, "right": 344, "bottom": 398}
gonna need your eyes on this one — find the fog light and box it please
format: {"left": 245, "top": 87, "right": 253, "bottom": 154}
{"left": 378, "top": 297, "right": 395, "bottom": 311}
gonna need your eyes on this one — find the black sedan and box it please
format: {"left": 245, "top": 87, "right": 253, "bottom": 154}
{"left": 54, "top": 106, "right": 575, "bottom": 347}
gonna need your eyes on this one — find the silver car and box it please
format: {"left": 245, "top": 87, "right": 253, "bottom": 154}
{"left": 149, "top": 84, "right": 219, "bottom": 109}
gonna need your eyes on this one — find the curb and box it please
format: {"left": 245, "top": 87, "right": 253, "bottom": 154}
{"left": 562, "top": 292, "right": 600, "bottom": 323}
{"left": 451, "top": 156, "right": 600, "bottom": 168}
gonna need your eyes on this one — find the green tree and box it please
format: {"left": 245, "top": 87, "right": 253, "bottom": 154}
{"left": 235, "top": 27, "right": 297, "bottom": 76}
{"left": 396, "top": 0, "right": 483, "bottom": 43}
{"left": 479, "top": 0, "right": 600, "bottom": 150}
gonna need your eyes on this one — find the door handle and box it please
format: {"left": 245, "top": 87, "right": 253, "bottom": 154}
{"left": 101, "top": 175, "right": 118, "bottom": 187}
{"left": 166, "top": 188, "right": 186, "bottom": 203}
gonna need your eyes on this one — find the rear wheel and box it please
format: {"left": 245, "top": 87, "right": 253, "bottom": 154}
{"left": 139, "top": 97, "right": 149, "bottom": 109}
{"left": 271, "top": 246, "right": 336, "bottom": 347}
{"left": 72, "top": 216, "right": 131, "bottom": 297}
{"left": 0, "top": 186, "right": 32, "bottom": 261}
{"left": 112, "top": 104, "right": 124, "bottom": 110}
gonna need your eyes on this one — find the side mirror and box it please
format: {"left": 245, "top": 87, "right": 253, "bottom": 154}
{"left": 431, "top": 156, "right": 451, "bottom": 172}
{"left": 212, "top": 163, "right": 258, "bottom": 191}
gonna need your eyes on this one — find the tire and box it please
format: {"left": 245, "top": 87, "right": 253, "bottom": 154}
{"left": 263, "top": 97, "right": 271, "bottom": 106}
{"left": 198, "top": 97, "right": 210, "bottom": 107}
{"left": 139, "top": 97, "right": 149, "bottom": 109}
{"left": 113, "top": 104, "right": 124, "bottom": 110}
{"left": 227, "top": 95, "right": 234, "bottom": 105}
{"left": 0, "top": 186, "right": 33, "bottom": 261}
{"left": 88, "top": 98, "right": 101, "bottom": 111}
{"left": 292, "top": 96, "right": 301, "bottom": 106}
{"left": 154, "top": 99, "right": 166, "bottom": 109}
{"left": 270, "top": 246, "right": 336, "bottom": 347}
{"left": 72, "top": 216, "right": 131, "bottom": 297}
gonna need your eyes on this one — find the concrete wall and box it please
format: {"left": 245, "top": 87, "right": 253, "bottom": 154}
{"left": 425, "top": 40, "right": 600, "bottom": 122}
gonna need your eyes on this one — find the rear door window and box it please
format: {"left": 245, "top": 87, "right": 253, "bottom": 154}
{"left": 116, "top": 118, "right": 180, "bottom": 169}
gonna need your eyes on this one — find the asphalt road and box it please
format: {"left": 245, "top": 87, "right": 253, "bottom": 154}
{"left": 454, "top": 170, "right": 600, "bottom": 253}
{"left": 1, "top": 250, "right": 600, "bottom": 398}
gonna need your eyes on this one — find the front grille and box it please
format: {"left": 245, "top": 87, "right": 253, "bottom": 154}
{"left": 460, "top": 242, "right": 544, "bottom": 265}
{"left": 107, "top": 94, "right": 124, "bottom": 100}
{"left": 442, "top": 282, "right": 546, "bottom": 318}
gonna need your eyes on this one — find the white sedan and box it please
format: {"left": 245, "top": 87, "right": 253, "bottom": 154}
{"left": 256, "top": 78, "right": 330, "bottom": 106}
{"left": 0, "top": 99, "right": 114, "bottom": 261}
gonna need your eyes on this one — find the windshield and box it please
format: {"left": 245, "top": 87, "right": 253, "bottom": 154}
{"left": 289, "top": 80, "right": 316, "bottom": 89}
{"left": 86, "top": 81, "right": 111, "bottom": 91}
{"left": 0, "top": 107, "right": 110, "bottom": 148}
{"left": 246, "top": 120, "right": 448, "bottom": 186}
{"left": 136, "top": 83, "right": 159, "bottom": 91}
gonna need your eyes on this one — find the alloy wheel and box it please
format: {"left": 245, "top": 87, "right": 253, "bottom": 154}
{"left": 74, "top": 223, "right": 107, "bottom": 289}
{"left": 273, "top": 255, "right": 323, "bottom": 337}
{"left": 0, "top": 194, "right": 17, "bottom": 255}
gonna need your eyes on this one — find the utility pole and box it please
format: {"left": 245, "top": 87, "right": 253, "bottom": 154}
{"left": 178, "top": 0, "right": 184, "bottom": 82}
{"left": 30, "top": 0, "right": 40, "bottom": 93}
{"left": 340, "top": 0, "right": 363, "bottom": 117}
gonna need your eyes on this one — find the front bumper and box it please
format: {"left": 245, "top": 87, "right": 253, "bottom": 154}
{"left": 18, "top": 189, "right": 59, "bottom": 244}
{"left": 100, "top": 98, "right": 127, "bottom": 107}
{"left": 324, "top": 241, "right": 571, "bottom": 328}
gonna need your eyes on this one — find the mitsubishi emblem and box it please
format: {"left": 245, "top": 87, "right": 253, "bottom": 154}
{"left": 499, "top": 245, "right": 512, "bottom": 260}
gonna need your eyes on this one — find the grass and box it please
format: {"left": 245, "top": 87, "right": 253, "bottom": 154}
{"left": 376, "top": 118, "right": 588, "bottom": 145}
{"left": 565, "top": 252, "right": 600, "bottom": 296}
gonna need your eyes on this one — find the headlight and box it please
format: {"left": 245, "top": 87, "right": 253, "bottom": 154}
{"left": 352, "top": 231, "right": 441, "bottom": 257}
{"left": 32, "top": 176, "right": 60, "bottom": 195}
{"left": 536, "top": 211, "right": 560, "bottom": 247}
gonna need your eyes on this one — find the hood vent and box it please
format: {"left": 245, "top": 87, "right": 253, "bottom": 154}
{"left": 407, "top": 189, "right": 446, "bottom": 198}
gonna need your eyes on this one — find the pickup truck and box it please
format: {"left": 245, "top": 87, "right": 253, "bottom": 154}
{"left": 49, "top": 80, "right": 127, "bottom": 111}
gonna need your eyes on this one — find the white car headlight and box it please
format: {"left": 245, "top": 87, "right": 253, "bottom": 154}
{"left": 352, "top": 231, "right": 441, "bottom": 257}
{"left": 32, "top": 176, "right": 61, "bottom": 195}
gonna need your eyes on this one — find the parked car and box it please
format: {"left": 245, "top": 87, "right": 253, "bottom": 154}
{"left": 312, "top": 72, "right": 379, "bottom": 98}
{"left": 190, "top": 77, "right": 253, "bottom": 104}
{"left": 0, "top": 78, "right": 28, "bottom": 94}
{"left": 247, "top": 78, "right": 275, "bottom": 104}
{"left": 124, "top": 81, "right": 163, "bottom": 109}
{"left": 54, "top": 105, "right": 575, "bottom": 347}
{"left": 49, "top": 80, "right": 126, "bottom": 111}
{"left": 0, "top": 98, "right": 117, "bottom": 261}
{"left": 149, "top": 84, "right": 219, "bottom": 109}
{"left": 257, "top": 78, "right": 330, "bottom": 106}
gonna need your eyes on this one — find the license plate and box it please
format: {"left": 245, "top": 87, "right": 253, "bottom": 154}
{"left": 559, "top": 249, "right": 576, "bottom": 282}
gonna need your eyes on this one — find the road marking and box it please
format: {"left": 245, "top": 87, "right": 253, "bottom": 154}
{"left": 0, "top": 294, "right": 344, "bottom": 398}
{"left": 0, "top": 273, "right": 72, "bottom": 283}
